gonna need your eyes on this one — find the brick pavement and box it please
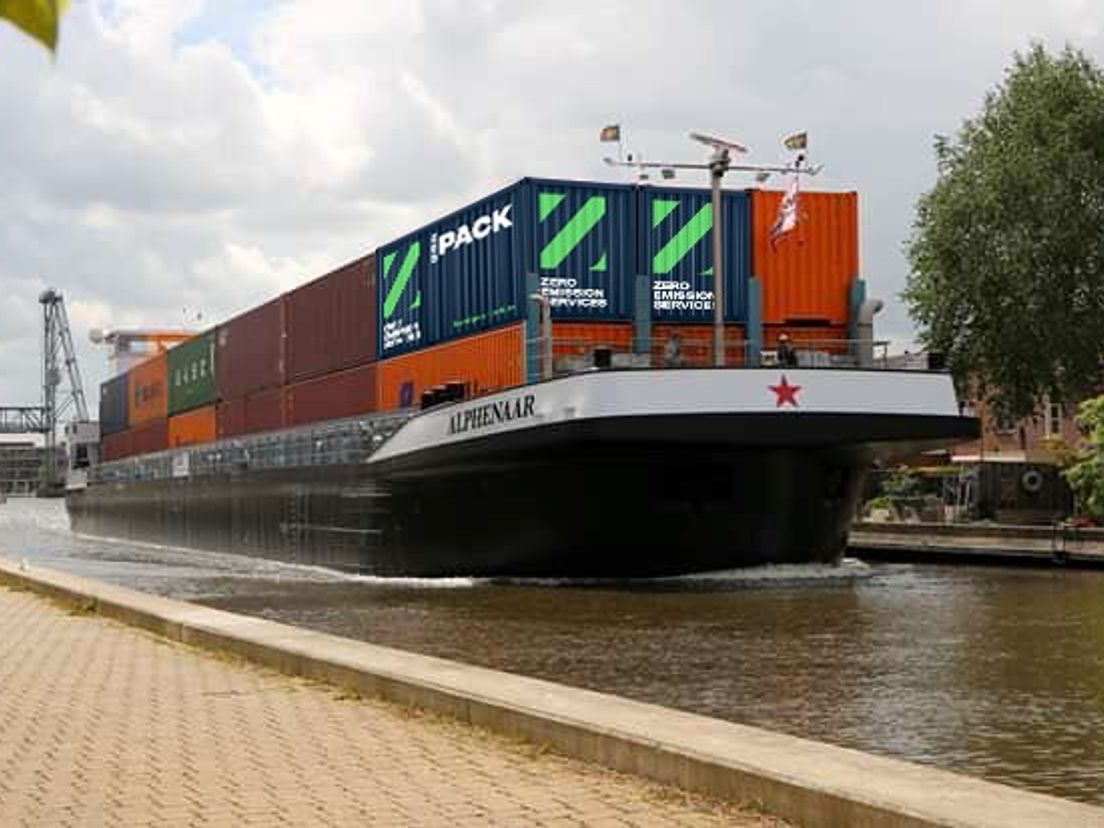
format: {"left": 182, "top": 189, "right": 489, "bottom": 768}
{"left": 0, "top": 586, "right": 786, "bottom": 827}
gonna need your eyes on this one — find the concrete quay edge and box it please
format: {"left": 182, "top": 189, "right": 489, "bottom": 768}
{"left": 2, "top": 557, "right": 1101, "bottom": 828}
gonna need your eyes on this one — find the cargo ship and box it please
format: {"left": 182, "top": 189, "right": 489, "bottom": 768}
{"left": 67, "top": 178, "right": 978, "bottom": 576}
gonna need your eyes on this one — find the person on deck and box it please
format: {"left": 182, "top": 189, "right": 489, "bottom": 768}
{"left": 777, "top": 333, "right": 798, "bottom": 368}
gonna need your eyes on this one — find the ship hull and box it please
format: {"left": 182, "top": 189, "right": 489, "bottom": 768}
{"left": 67, "top": 440, "right": 869, "bottom": 577}
{"left": 67, "top": 369, "right": 979, "bottom": 577}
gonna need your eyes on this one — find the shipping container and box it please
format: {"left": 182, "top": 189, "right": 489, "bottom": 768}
{"left": 284, "top": 362, "right": 378, "bottom": 428}
{"left": 131, "top": 418, "right": 169, "bottom": 457}
{"left": 99, "top": 373, "right": 129, "bottom": 437}
{"left": 377, "top": 322, "right": 525, "bottom": 411}
{"left": 525, "top": 180, "right": 636, "bottom": 321}
{"left": 128, "top": 353, "right": 168, "bottom": 426}
{"left": 216, "top": 386, "right": 285, "bottom": 439}
{"left": 764, "top": 325, "right": 850, "bottom": 365}
{"left": 285, "top": 255, "right": 377, "bottom": 383}
{"left": 101, "top": 431, "right": 128, "bottom": 462}
{"left": 377, "top": 178, "right": 636, "bottom": 358}
{"left": 168, "top": 404, "right": 217, "bottom": 448}
{"left": 550, "top": 322, "right": 634, "bottom": 362}
{"left": 216, "top": 297, "right": 284, "bottom": 400}
{"left": 103, "top": 419, "right": 169, "bottom": 462}
{"left": 751, "top": 190, "right": 858, "bottom": 325}
{"left": 651, "top": 323, "right": 747, "bottom": 367}
{"left": 639, "top": 187, "right": 750, "bottom": 323}
{"left": 167, "top": 329, "right": 217, "bottom": 415}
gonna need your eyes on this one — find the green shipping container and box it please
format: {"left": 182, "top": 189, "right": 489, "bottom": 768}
{"left": 168, "top": 330, "right": 218, "bottom": 415}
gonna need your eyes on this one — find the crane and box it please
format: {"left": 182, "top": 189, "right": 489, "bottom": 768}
{"left": 0, "top": 289, "right": 90, "bottom": 494}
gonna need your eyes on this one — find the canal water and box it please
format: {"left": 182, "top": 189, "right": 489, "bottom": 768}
{"left": 2, "top": 498, "right": 1102, "bottom": 805}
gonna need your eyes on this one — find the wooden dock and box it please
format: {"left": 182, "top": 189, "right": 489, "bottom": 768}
{"left": 848, "top": 521, "right": 1104, "bottom": 568}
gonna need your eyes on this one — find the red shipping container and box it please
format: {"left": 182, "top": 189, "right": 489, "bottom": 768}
{"left": 377, "top": 323, "right": 525, "bottom": 411}
{"left": 101, "top": 431, "right": 129, "bottom": 462}
{"left": 103, "top": 419, "right": 169, "bottom": 461}
{"left": 284, "top": 362, "right": 378, "bottom": 428}
{"left": 285, "top": 255, "right": 376, "bottom": 383}
{"left": 127, "top": 353, "right": 168, "bottom": 426}
{"left": 217, "top": 386, "right": 285, "bottom": 439}
{"left": 130, "top": 418, "right": 169, "bottom": 457}
{"left": 751, "top": 190, "right": 859, "bottom": 326}
{"left": 216, "top": 297, "right": 284, "bottom": 400}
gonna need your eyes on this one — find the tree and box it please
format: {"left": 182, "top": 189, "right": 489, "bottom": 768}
{"left": 905, "top": 45, "right": 1104, "bottom": 419}
{"left": 0, "top": 0, "right": 68, "bottom": 53}
{"left": 1063, "top": 395, "right": 1104, "bottom": 523}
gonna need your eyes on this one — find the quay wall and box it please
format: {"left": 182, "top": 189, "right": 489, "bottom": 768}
{"left": 1, "top": 557, "right": 1101, "bottom": 828}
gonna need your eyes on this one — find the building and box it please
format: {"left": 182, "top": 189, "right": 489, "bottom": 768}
{"left": 948, "top": 395, "right": 1088, "bottom": 524}
{"left": 0, "top": 441, "right": 63, "bottom": 496}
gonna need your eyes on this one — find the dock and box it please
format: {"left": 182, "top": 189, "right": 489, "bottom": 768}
{"left": 2, "top": 557, "right": 1102, "bottom": 827}
{"left": 849, "top": 521, "right": 1104, "bottom": 568}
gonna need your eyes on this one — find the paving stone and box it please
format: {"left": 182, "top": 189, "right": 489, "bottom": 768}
{"left": 0, "top": 586, "right": 783, "bottom": 827}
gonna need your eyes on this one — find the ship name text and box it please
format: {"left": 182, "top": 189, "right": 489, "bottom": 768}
{"left": 448, "top": 393, "right": 536, "bottom": 435}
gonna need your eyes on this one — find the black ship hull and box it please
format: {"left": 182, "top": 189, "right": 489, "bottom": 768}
{"left": 67, "top": 370, "right": 978, "bottom": 577}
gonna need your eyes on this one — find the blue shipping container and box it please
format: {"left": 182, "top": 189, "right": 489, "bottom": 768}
{"left": 638, "top": 187, "right": 750, "bottom": 322}
{"left": 523, "top": 179, "right": 636, "bottom": 322}
{"left": 99, "top": 373, "right": 129, "bottom": 437}
{"left": 377, "top": 178, "right": 637, "bottom": 357}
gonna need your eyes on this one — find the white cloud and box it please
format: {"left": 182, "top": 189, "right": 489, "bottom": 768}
{"left": 0, "top": 0, "right": 1102, "bottom": 411}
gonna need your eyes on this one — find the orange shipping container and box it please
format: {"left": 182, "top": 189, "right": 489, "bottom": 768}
{"left": 127, "top": 353, "right": 168, "bottom": 426}
{"left": 550, "top": 322, "right": 634, "bottom": 362}
{"left": 764, "top": 325, "right": 850, "bottom": 355}
{"left": 377, "top": 323, "right": 525, "bottom": 411}
{"left": 168, "top": 404, "right": 217, "bottom": 448}
{"left": 651, "top": 324, "right": 746, "bottom": 367}
{"left": 751, "top": 190, "right": 859, "bottom": 326}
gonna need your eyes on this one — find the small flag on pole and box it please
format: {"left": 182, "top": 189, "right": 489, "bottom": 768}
{"left": 782, "top": 131, "right": 808, "bottom": 152}
{"left": 770, "top": 176, "right": 800, "bottom": 248}
{"left": 0, "top": 0, "right": 69, "bottom": 53}
{"left": 599, "top": 124, "right": 621, "bottom": 142}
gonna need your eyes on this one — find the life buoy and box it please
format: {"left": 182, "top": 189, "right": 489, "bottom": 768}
{"left": 1021, "top": 469, "right": 1044, "bottom": 494}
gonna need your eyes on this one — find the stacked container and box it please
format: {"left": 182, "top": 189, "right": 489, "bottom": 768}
{"left": 283, "top": 255, "right": 378, "bottom": 426}
{"left": 167, "top": 328, "right": 217, "bottom": 448}
{"left": 98, "top": 178, "right": 862, "bottom": 461}
{"left": 750, "top": 189, "right": 858, "bottom": 346}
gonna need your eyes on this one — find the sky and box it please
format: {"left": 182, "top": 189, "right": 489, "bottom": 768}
{"left": 0, "top": 0, "right": 1102, "bottom": 413}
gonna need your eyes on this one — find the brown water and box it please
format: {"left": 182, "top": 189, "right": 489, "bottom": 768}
{"left": 3, "top": 498, "right": 1103, "bottom": 805}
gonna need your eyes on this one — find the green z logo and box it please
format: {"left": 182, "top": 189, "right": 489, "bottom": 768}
{"left": 651, "top": 199, "right": 713, "bottom": 276}
{"left": 537, "top": 192, "right": 608, "bottom": 272}
{"left": 382, "top": 242, "right": 422, "bottom": 320}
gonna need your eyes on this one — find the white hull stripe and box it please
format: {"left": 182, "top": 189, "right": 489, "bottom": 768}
{"left": 370, "top": 369, "right": 966, "bottom": 464}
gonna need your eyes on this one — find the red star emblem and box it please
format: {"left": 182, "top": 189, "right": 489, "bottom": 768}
{"left": 769, "top": 374, "right": 801, "bottom": 408}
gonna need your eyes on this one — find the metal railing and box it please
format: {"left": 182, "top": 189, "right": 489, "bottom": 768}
{"left": 535, "top": 336, "right": 899, "bottom": 377}
{"left": 89, "top": 411, "right": 411, "bottom": 486}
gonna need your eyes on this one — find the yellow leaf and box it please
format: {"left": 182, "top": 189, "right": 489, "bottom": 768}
{"left": 0, "top": 0, "right": 70, "bottom": 52}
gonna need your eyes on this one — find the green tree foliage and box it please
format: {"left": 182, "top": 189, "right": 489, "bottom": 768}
{"left": 0, "top": 0, "right": 68, "bottom": 53}
{"left": 1063, "top": 395, "right": 1104, "bottom": 522}
{"left": 905, "top": 45, "right": 1104, "bottom": 418}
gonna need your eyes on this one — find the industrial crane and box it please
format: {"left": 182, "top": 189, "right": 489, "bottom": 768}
{"left": 0, "top": 289, "right": 90, "bottom": 494}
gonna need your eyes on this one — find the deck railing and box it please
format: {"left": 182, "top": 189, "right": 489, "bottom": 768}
{"left": 88, "top": 411, "right": 410, "bottom": 486}
{"left": 535, "top": 336, "right": 902, "bottom": 376}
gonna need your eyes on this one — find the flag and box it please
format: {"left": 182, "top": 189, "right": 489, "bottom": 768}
{"left": 599, "top": 124, "right": 621, "bottom": 142}
{"left": 782, "top": 131, "right": 807, "bottom": 152}
{"left": 770, "top": 176, "right": 800, "bottom": 247}
{"left": 0, "top": 0, "right": 69, "bottom": 52}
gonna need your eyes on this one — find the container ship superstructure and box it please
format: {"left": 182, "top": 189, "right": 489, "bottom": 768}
{"left": 67, "top": 178, "right": 977, "bottom": 577}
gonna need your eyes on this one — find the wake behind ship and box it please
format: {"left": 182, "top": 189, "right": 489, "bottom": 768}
{"left": 68, "top": 176, "right": 978, "bottom": 577}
